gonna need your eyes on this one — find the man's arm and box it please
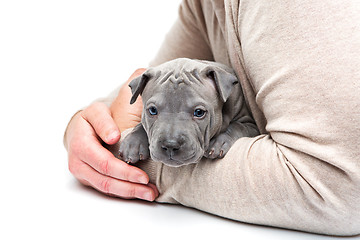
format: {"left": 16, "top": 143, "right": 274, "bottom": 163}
{"left": 117, "top": 0, "right": 360, "bottom": 236}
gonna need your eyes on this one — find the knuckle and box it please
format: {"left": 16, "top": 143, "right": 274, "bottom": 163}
{"left": 99, "top": 177, "right": 112, "bottom": 194}
{"left": 84, "top": 102, "right": 106, "bottom": 119}
{"left": 95, "top": 120, "right": 107, "bottom": 134}
{"left": 123, "top": 185, "right": 136, "bottom": 198}
{"left": 81, "top": 105, "right": 92, "bottom": 119}
{"left": 98, "top": 158, "right": 110, "bottom": 175}
{"left": 115, "top": 161, "right": 130, "bottom": 180}
{"left": 120, "top": 168, "right": 130, "bottom": 181}
{"left": 88, "top": 106, "right": 111, "bottom": 134}
{"left": 89, "top": 102, "right": 103, "bottom": 111}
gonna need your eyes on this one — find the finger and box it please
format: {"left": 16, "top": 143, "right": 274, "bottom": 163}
{"left": 79, "top": 139, "right": 150, "bottom": 184}
{"left": 147, "top": 183, "right": 159, "bottom": 199}
{"left": 75, "top": 161, "right": 157, "bottom": 201}
{"left": 82, "top": 102, "right": 120, "bottom": 145}
{"left": 75, "top": 166, "right": 158, "bottom": 200}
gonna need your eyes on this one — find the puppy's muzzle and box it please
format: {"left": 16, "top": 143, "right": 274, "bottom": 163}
{"left": 150, "top": 131, "right": 203, "bottom": 166}
{"left": 160, "top": 136, "right": 185, "bottom": 158}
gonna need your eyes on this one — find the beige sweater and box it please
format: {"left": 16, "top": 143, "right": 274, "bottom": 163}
{"left": 105, "top": 0, "right": 360, "bottom": 235}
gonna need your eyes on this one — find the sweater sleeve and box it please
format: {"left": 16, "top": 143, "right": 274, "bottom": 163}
{"left": 137, "top": 132, "right": 359, "bottom": 236}
{"left": 134, "top": 0, "right": 360, "bottom": 236}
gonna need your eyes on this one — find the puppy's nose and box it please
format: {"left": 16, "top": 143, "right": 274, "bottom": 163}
{"left": 161, "top": 139, "right": 181, "bottom": 152}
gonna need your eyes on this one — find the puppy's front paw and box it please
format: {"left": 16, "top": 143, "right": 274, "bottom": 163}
{"left": 118, "top": 132, "right": 150, "bottom": 164}
{"left": 204, "top": 133, "right": 235, "bottom": 159}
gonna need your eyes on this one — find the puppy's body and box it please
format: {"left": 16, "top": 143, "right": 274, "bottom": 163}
{"left": 114, "top": 58, "right": 259, "bottom": 167}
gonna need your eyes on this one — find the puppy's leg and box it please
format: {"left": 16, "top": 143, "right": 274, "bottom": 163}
{"left": 205, "top": 121, "right": 259, "bottom": 159}
{"left": 118, "top": 123, "right": 150, "bottom": 164}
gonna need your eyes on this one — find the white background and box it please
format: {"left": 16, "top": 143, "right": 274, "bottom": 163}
{"left": 0, "top": 1, "right": 358, "bottom": 239}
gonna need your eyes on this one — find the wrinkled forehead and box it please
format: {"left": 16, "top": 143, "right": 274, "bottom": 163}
{"left": 141, "top": 58, "right": 225, "bottom": 108}
{"left": 142, "top": 75, "right": 218, "bottom": 111}
{"left": 152, "top": 58, "right": 208, "bottom": 77}
{"left": 149, "top": 58, "right": 220, "bottom": 87}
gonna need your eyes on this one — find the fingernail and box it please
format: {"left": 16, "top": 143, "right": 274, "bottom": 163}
{"left": 143, "top": 192, "right": 154, "bottom": 201}
{"left": 107, "top": 131, "right": 119, "bottom": 143}
{"left": 138, "top": 175, "right": 148, "bottom": 184}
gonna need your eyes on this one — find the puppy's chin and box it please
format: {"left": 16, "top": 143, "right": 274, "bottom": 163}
{"left": 150, "top": 150, "right": 204, "bottom": 167}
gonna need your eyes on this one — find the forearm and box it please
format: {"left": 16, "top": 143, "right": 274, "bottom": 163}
{"left": 136, "top": 135, "right": 359, "bottom": 236}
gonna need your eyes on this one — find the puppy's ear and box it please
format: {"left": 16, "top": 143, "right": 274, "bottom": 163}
{"left": 128, "top": 70, "right": 152, "bottom": 104}
{"left": 202, "top": 65, "right": 239, "bottom": 102}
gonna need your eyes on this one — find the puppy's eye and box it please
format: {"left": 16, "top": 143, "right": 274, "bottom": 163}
{"left": 193, "top": 109, "right": 206, "bottom": 118}
{"left": 148, "top": 106, "right": 158, "bottom": 116}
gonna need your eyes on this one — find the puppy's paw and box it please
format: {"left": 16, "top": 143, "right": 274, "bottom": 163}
{"left": 118, "top": 132, "right": 150, "bottom": 164}
{"left": 204, "top": 133, "right": 235, "bottom": 159}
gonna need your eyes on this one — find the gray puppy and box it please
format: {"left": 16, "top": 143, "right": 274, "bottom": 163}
{"left": 113, "top": 58, "right": 259, "bottom": 167}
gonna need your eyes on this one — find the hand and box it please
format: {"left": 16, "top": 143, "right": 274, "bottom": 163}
{"left": 64, "top": 69, "right": 158, "bottom": 201}
{"left": 110, "top": 68, "right": 145, "bottom": 132}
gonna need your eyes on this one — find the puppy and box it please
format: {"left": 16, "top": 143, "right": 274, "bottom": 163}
{"left": 112, "top": 58, "right": 259, "bottom": 167}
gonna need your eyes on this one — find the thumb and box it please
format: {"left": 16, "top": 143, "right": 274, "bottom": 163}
{"left": 81, "top": 102, "right": 121, "bottom": 145}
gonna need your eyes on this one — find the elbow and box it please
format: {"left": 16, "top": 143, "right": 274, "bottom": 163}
{"left": 305, "top": 182, "right": 360, "bottom": 236}
{"left": 322, "top": 208, "right": 360, "bottom": 236}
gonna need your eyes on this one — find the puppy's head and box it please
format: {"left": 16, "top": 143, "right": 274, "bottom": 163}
{"left": 128, "top": 58, "right": 238, "bottom": 167}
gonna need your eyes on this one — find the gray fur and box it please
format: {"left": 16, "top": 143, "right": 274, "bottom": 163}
{"left": 113, "top": 58, "right": 259, "bottom": 167}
